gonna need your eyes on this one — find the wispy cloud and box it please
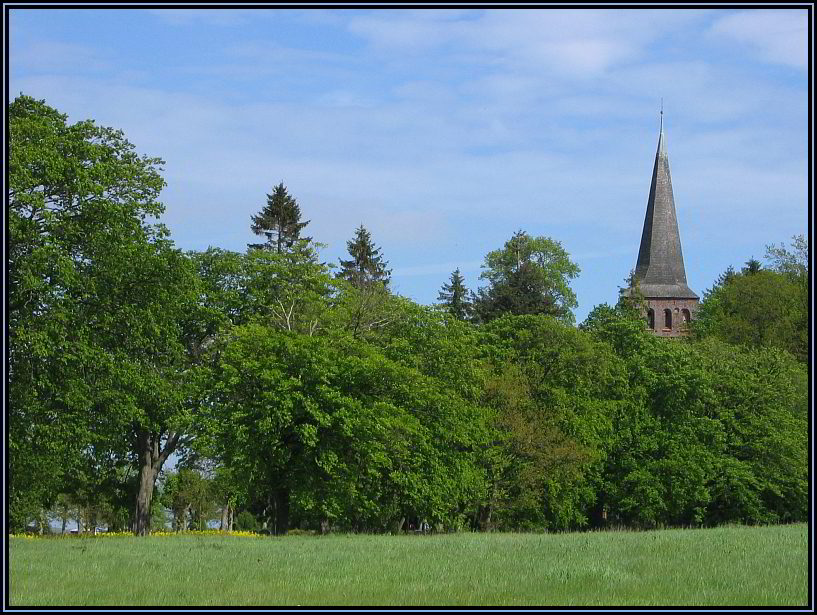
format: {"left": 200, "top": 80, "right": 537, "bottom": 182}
{"left": 348, "top": 9, "right": 710, "bottom": 77}
{"left": 710, "top": 9, "right": 808, "bottom": 69}
{"left": 9, "top": 8, "right": 807, "bottom": 322}
{"left": 11, "top": 40, "right": 110, "bottom": 74}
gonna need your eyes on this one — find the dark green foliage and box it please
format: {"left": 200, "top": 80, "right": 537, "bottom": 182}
{"left": 437, "top": 268, "right": 472, "bottom": 321}
{"left": 473, "top": 231, "right": 580, "bottom": 324}
{"left": 249, "top": 182, "right": 311, "bottom": 253}
{"left": 332, "top": 226, "right": 393, "bottom": 340}
{"left": 742, "top": 257, "right": 762, "bottom": 274}
{"left": 234, "top": 511, "right": 259, "bottom": 531}
{"left": 337, "top": 224, "right": 391, "bottom": 289}
{"left": 477, "top": 314, "right": 625, "bottom": 530}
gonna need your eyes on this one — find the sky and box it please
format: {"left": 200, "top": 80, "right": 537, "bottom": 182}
{"left": 8, "top": 7, "right": 810, "bottom": 324}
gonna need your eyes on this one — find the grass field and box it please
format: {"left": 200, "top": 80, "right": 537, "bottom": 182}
{"left": 9, "top": 523, "right": 808, "bottom": 607}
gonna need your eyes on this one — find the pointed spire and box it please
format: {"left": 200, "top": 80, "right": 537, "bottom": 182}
{"left": 632, "top": 112, "right": 698, "bottom": 299}
{"left": 657, "top": 100, "right": 666, "bottom": 159}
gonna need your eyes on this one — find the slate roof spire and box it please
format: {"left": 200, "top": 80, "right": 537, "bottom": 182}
{"left": 632, "top": 111, "right": 698, "bottom": 299}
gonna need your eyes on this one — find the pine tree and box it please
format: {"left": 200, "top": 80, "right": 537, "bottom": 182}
{"left": 716, "top": 265, "right": 737, "bottom": 286}
{"left": 438, "top": 268, "right": 472, "bottom": 320}
{"left": 742, "top": 258, "right": 762, "bottom": 275}
{"left": 249, "top": 183, "right": 311, "bottom": 253}
{"left": 337, "top": 225, "right": 391, "bottom": 289}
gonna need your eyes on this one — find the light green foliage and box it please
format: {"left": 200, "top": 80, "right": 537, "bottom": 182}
{"left": 8, "top": 95, "right": 199, "bottom": 532}
{"left": 204, "top": 324, "right": 491, "bottom": 532}
{"left": 373, "top": 300, "right": 486, "bottom": 402}
{"left": 694, "top": 339, "right": 807, "bottom": 523}
{"left": 766, "top": 234, "right": 808, "bottom": 279}
{"left": 694, "top": 269, "right": 806, "bottom": 361}
{"left": 189, "top": 242, "right": 337, "bottom": 336}
{"left": 161, "top": 468, "right": 216, "bottom": 531}
{"left": 9, "top": 525, "right": 808, "bottom": 606}
{"left": 243, "top": 241, "right": 336, "bottom": 334}
{"left": 328, "top": 279, "right": 396, "bottom": 341}
{"left": 186, "top": 248, "right": 246, "bottom": 332}
{"left": 582, "top": 306, "right": 808, "bottom": 528}
{"left": 10, "top": 96, "right": 807, "bottom": 537}
{"left": 693, "top": 235, "right": 808, "bottom": 362}
{"left": 331, "top": 225, "right": 394, "bottom": 339}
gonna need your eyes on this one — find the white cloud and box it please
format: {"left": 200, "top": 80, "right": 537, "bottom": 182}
{"left": 710, "top": 10, "right": 808, "bottom": 69}
{"left": 9, "top": 8, "right": 807, "bottom": 317}
{"left": 348, "top": 9, "right": 709, "bottom": 77}
{"left": 11, "top": 40, "right": 109, "bottom": 74}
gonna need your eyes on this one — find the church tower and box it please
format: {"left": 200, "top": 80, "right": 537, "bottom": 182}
{"left": 627, "top": 112, "right": 698, "bottom": 336}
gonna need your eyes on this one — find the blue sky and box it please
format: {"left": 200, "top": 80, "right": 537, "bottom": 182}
{"left": 9, "top": 8, "right": 809, "bottom": 323}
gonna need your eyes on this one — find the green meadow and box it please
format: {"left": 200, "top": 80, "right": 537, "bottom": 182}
{"left": 9, "top": 523, "right": 808, "bottom": 607}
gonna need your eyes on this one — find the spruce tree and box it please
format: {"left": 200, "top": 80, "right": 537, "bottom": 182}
{"left": 337, "top": 224, "right": 391, "bottom": 289}
{"left": 249, "top": 183, "right": 311, "bottom": 253}
{"left": 438, "top": 268, "right": 472, "bottom": 320}
{"left": 742, "top": 258, "right": 762, "bottom": 275}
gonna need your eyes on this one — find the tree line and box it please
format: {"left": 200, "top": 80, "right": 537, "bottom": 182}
{"left": 9, "top": 96, "right": 808, "bottom": 535}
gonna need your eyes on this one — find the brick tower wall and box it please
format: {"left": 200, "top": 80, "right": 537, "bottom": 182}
{"left": 643, "top": 297, "right": 699, "bottom": 337}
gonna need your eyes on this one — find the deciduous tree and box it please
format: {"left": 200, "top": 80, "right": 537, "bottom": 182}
{"left": 473, "top": 231, "right": 580, "bottom": 324}
{"left": 9, "top": 95, "right": 202, "bottom": 535}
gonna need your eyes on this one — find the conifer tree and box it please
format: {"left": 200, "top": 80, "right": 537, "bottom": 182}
{"left": 249, "top": 183, "right": 311, "bottom": 253}
{"left": 438, "top": 268, "right": 472, "bottom": 320}
{"left": 742, "top": 258, "right": 762, "bottom": 275}
{"left": 337, "top": 225, "right": 391, "bottom": 289}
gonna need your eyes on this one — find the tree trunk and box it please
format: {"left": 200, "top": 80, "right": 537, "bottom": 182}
{"left": 274, "top": 487, "right": 289, "bottom": 535}
{"left": 262, "top": 496, "right": 270, "bottom": 532}
{"left": 132, "top": 429, "right": 181, "bottom": 536}
{"left": 478, "top": 503, "right": 493, "bottom": 532}
{"left": 228, "top": 506, "right": 234, "bottom": 532}
{"left": 220, "top": 504, "right": 228, "bottom": 531}
{"left": 133, "top": 461, "right": 158, "bottom": 536}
